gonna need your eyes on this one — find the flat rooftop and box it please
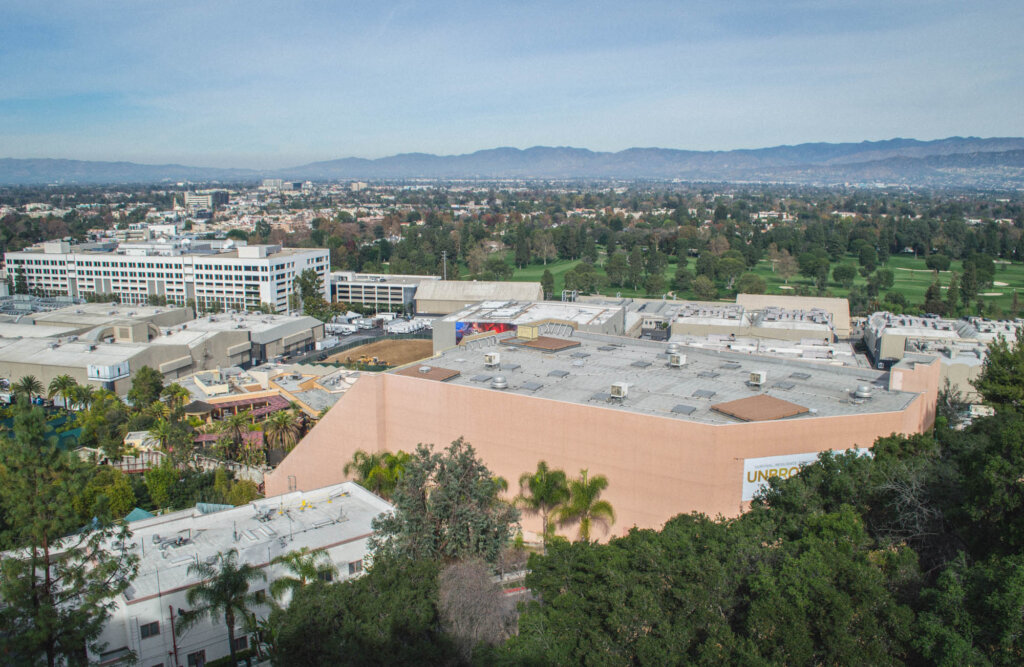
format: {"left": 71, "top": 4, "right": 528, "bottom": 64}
{"left": 407, "top": 332, "right": 919, "bottom": 425}
{"left": 0, "top": 323, "right": 81, "bottom": 339}
{"left": 442, "top": 300, "right": 622, "bottom": 327}
{"left": 119, "top": 482, "right": 392, "bottom": 602}
{"left": 31, "top": 303, "right": 188, "bottom": 328}
{"left": 182, "top": 313, "right": 321, "bottom": 344}
{"left": 0, "top": 337, "right": 148, "bottom": 368}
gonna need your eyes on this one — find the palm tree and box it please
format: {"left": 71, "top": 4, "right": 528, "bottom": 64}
{"left": 264, "top": 410, "right": 300, "bottom": 453}
{"left": 220, "top": 410, "right": 253, "bottom": 460}
{"left": 516, "top": 461, "right": 570, "bottom": 553}
{"left": 557, "top": 469, "right": 615, "bottom": 542}
{"left": 162, "top": 382, "right": 190, "bottom": 419}
{"left": 47, "top": 374, "right": 76, "bottom": 412}
{"left": 269, "top": 547, "right": 338, "bottom": 602}
{"left": 68, "top": 383, "right": 96, "bottom": 411}
{"left": 343, "top": 449, "right": 410, "bottom": 500}
{"left": 12, "top": 375, "right": 43, "bottom": 403}
{"left": 148, "top": 419, "right": 176, "bottom": 453}
{"left": 176, "top": 549, "right": 266, "bottom": 667}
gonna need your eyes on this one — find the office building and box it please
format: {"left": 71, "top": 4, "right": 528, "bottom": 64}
{"left": 4, "top": 241, "right": 329, "bottom": 314}
{"left": 329, "top": 271, "right": 437, "bottom": 311}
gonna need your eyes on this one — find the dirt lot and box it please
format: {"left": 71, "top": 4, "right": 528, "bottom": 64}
{"left": 325, "top": 339, "right": 433, "bottom": 367}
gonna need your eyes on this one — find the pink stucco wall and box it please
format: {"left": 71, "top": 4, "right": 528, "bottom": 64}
{"left": 266, "top": 357, "right": 940, "bottom": 539}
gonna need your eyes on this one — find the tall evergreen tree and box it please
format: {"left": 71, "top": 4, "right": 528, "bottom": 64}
{"left": 0, "top": 399, "right": 138, "bottom": 666}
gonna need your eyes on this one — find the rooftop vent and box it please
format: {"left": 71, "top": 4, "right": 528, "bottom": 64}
{"left": 853, "top": 384, "right": 873, "bottom": 399}
{"left": 610, "top": 382, "right": 628, "bottom": 399}
{"left": 666, "top": 343, "right": 680, "bottom": 355}
{"left": 491, "top": 375, "right": 509, "bottom": 390}
{"left": 418, "top": 366, "right": 432, "bottom": 374}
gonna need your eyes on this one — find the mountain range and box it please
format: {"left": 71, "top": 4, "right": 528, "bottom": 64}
{"left": 3, "top": 137, "right": 1024, "bottom": 188}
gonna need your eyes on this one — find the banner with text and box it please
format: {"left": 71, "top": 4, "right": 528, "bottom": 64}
{"left": 742, "top": 448, "right": 872, "bottom": 501}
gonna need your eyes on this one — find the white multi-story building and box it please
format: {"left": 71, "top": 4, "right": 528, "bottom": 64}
{"left": 90, "top": 482, "right": 392, "bottom": 667}
{"left": 4, "top": 240, "right": 329, "bottom": 313}
{"left": 329, "top": 271, "right": 438, "bottom": 312}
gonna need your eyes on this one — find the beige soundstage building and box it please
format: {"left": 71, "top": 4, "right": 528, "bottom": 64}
{"left": 267, "top": 329, "right": 940, "bottom": 540}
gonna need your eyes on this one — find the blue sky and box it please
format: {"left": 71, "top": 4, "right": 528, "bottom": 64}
{"left": 1, "top": 0, "right": 1021, "bottom": 168}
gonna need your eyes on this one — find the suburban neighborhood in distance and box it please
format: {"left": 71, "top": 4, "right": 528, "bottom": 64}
{"left": 3, "top": 2, "right": 1024, "bottom": 665}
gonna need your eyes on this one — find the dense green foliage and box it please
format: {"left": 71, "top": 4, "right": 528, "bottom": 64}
{"left": 0, "top": 400, "right": 139, "bottom": 666}
{"left": 271, "top": 556, "right": 456, "bottom": 666}
{"left": 369, "top": 438, "right": 520, "bottom": 564}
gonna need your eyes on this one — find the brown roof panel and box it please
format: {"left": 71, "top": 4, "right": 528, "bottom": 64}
{"left": 500, "top": 336, "right": 581, "bottom": 352}
{"left": 393, "top": 365, "right": 461, "bottom": 382}
{"left": 711, "top": 394, "right": 809, "bottom": 422}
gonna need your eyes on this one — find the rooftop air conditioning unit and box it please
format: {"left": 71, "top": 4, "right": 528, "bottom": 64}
{"left": 610, "top": 382, "right": 628, "bottom": 399}
{"left": 749, "top": 371, "right": 767, "bottom": 386}
{"left": 668, "top": 353, "right": 686, "bottom": 367}
{"left": 483, "top": 352, "right": 500, "bottom": 368}
{"left": 418, "top": 366, "right": 432, "bottom": 374}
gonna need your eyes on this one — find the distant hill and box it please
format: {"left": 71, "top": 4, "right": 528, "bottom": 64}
{"left": 3, "top": 137, "right": 1024, "bottom": 187}
{"left": 0, "top": 158, "right": 259, "bottom": 186}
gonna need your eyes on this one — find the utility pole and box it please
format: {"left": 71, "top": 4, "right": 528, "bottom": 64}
{"left": 441, "top": 250, "right": 447, "bottom": 280}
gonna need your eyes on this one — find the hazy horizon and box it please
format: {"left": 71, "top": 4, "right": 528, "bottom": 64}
{"left": 3, "top": 1, "right": 1022, "bottom": 169}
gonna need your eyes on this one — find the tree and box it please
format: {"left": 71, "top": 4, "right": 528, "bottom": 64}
{"left": 644, "top": 272, "right": 667, "bottom": 296}
{"left": 127, "top": 365, "right": 163, "bottom": 408}
{"left": 627, "top": 246, "right": 644, "bottom": 289}
{"left": 540, "top": 269, "right": 554, "bottom": 300}
{"left": 946, "top": 272, "right": 961, "bottom": 315}
{"left": 343, "top": 449, "right": 410, "bottom": 500}
{"left": 269, "top": 547, "right": 338, "bottom": 603}
{"left": 220, "top": 410, "right": 253, "bottom": 460}
{"left": 176, "top": 548, "right": 266, "bottom": 667}
{"left": 369, "top": 438, "right": 520, "bottom": 563}
{"left": 161, "top": 382, "right": 190, "bottom": 418}
{"left": 961, "top": 261, "right": 979, "bottom": 302}
{"left": 11, "top": 375, "right": 43, "bottom": 403}
{"left": 144, "top": 460, "right": 179, "bottom": 509}
{"left": 692, "top": 275, "right": 718, "bottom": 301}
{"left": 604, "top": 251, "right": 629, "bottom": 287}
{"left": 47, "top": 374, "right": 77, "bottom": 412}
{"left": 777, "top": 250, "right": 798, "bottom": 284}
{"left": 68, "top": 383, "right": 95, "bottom": 411}
{"left": 516, "top": 461, "right": 570, "bottom": 553}
{"left": 733, "top": 272, "right": 766, "bottom": 294}
{"left": 832, "top": 264, "right": 857, "bottom": 288}
{"left": 923, "top": 281, "right": 947, "bottom": 316}
{"left": 972, "top": 328, "right": 1024, "bottom": 408}
{"left": 0, "top": 399, "right": 139, "bottom": 666}
{"left": 75, "top": 467, "right": 136, "bottom": 520}
{"left": 672, "top": 266, "right": 694, "bottom": 292}
{"left": 926, "top": 254, "right": 952, "bottom": 272}
{"left": 271, "top": 556, "right": 455, "bottom": 665}
{"left": 439, "top": 559, "right": 515, "bottom": 661}
{"left": 264, "top": 410, "right": 300, "bottom": 453}
{"left": 557, "top": 469, "right": 615, "bottom": 542}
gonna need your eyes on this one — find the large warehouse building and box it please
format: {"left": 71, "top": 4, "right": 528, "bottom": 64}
{"left": 266, "top": 329, "right": 940, "bottom": 539}
{"left": 414, "top": 280, "right": 543, "bottom": 314}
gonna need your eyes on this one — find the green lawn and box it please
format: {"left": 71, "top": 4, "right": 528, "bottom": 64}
{"left": 507, "top": 250, "right": 1024, "bottom": 311}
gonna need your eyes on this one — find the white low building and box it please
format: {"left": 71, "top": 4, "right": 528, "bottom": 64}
{"left": 93, "top": 482, "right": 391, "bottom": 667}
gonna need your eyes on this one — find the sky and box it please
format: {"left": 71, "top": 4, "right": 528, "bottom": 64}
{"left": 1, "top": 0, "right": 1022, "bottom": 168}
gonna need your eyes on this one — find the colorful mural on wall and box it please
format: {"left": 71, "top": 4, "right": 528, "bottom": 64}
{"left": 455, "top": 321, "right": 516, "bottom": 344}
